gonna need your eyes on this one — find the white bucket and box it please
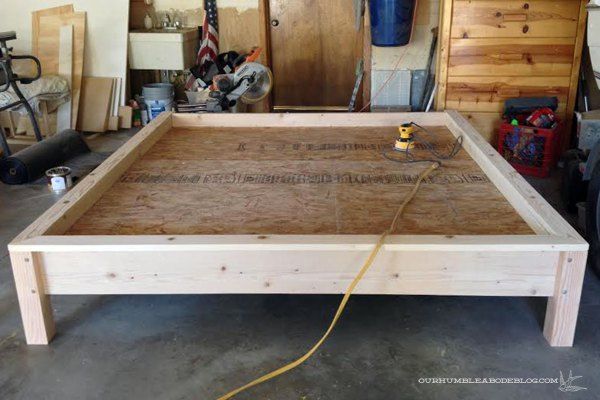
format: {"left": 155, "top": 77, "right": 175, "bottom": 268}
{"left": 143, "top": 83, "right": 174, "bottom": 120}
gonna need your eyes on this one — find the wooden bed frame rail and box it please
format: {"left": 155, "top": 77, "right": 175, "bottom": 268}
{"left": 8, "top": 111, "right": 588, "bottom": 347}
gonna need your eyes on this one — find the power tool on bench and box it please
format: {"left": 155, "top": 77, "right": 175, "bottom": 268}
{"left": 206, "top": 49, "right": 273, "bottom": 113}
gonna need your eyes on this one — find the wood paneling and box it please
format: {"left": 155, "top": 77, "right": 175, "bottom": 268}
{"left": 268, "top": 0, "right": 360, "bottom": 108}
{"left": 460, "top": 111, "right": 502, "bottom": 143}
{"left": 452, "top": 0, "right": 580, "bottom": 39}
{"left": 449, "top": 38, "right": 575, "bottom": 76}
{"left": 446, "top": 76, "right": 570, "bottom": 112}
{"left": 437, "top": 0, "right": 587, "bottom": 146}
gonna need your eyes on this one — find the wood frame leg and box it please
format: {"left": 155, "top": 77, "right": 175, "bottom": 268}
{"left": 543, "top": 251, "right": 587, "bottom": 347}
{"left": 10, "top": 252, "right": 55, "bottom": 345}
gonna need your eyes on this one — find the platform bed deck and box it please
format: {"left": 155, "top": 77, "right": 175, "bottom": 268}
{"left": 8, "top": 111, "right": 588, "bottom": 346}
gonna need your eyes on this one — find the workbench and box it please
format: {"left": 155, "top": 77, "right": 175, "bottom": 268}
{"left": 8, "top": 111, "right": 588, "bottom": 346}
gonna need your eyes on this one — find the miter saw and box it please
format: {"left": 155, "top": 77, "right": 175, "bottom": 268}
{"left": 206, "top": 61, "right": 273, "bottom": 113}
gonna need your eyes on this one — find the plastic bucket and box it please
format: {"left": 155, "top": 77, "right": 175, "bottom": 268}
{"left": 142, "top": 83, "right": 174, "bottom": 120}
{"left": 369, "top": 0, "right": 417, "bottom": 46}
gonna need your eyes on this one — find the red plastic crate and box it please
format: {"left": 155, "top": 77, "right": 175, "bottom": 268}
{"left": 497, "top": 121, "right": 561, "bottom": 178}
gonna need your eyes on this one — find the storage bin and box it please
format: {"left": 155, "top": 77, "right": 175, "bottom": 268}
{"left": 497, "top": 121, "right": 561, "bottom": 178}
{"left": 369, "top": 0, "right": 416, "bottom": 46}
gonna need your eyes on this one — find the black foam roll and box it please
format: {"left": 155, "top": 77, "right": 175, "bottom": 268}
{"left": 0, "top": 130, "right": 90, "bottom": 185}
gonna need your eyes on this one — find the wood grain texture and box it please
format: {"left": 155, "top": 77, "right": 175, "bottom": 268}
{"left": 452, "top": 0, "right": 580, "bottom": 39}
{"left": 76, "top": 77, "right": 114, "bottom": 133}
{"left": 459, "top": 111, "right": 502, "bottom": 143}
{"left": 57, "top": 25, "right": 73, "bottom": 133}
{"left": 31, "top": 5, "right": 74, "bottom": 58}
{"left": 67, "top": 125, "right": 533, "bottom": 236}
{"left": 37, "top": 12, "right": 86, "bottom": 129}
{"left": 362, "top": 5, "right": 372, "bottom": 111}
{"left": 437, "top": 0, "right": 586, "bottom": 146}
{"left": 269, "top": 0, "right": 359, "bottom": 107}
{"left": 12, "top": 234, "right": 588, "bottom": 253}
{"left": 448, "top": 38, "right": 575, "bottom": 76}
{"left": 562, "top": 0, "right": 588, "bottom": 152}
{"left": 445, "top": 110, "right": 582, "bottom": 237}
{"left": 445, "top": 76, "right": 570, "bottom": 112}
{"left": 543, "top": 251, "right": 587, "bottom": 346}
{"left": 257, "top": 0, "right": 273, "bottom": 112}
{"left": 435, "top": 0, "right": 454, "bottom": 109}
{"left": 7, "top": 112, "right": 589, "bottom": 347}
{"left": 10, "top": 252, "right": 55, "bottom": 345}
{"left": 11, "top": 112, "right": 173, "bottom": 242}
{"left": 38, "top": 249, "right": 558, "bottom": 296}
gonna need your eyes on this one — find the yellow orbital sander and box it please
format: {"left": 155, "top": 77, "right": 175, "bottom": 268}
{"left": 394, "top": 123, "right": 415, "bottom": 151}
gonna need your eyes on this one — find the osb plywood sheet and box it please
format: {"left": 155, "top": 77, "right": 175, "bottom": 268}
{"left": 67, "top": 126, "right": 533, "bottom": 235}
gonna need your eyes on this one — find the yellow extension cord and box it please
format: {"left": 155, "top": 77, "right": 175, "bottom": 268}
{"left": 217, "top": 162, "right": 440, "bottom": 400}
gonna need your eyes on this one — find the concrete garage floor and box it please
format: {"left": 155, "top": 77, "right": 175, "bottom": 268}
{"left": 1, "top": 130, "right": 600, "bottom": 400}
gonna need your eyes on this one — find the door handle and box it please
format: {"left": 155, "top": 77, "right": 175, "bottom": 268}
{"left": 271, "top": 19, "right": 280, "bottom": 27}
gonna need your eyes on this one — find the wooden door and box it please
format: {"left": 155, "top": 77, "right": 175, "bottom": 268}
{"left": 268, "top": 0, "right": 361, "bottom": 110}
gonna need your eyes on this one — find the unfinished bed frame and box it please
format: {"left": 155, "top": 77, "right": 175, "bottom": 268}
{"left": 8, "top": 111, "right": 588, "bottom": 347}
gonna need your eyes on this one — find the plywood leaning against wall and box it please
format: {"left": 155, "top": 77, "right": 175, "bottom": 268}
{"left": 31, "top": 5, "right": 74, "bottom": 58}
{"left": 77, "top": 77, "right": 114, "bottom": 133}
{"left": 35, "top": 12, "right": 86, "bottom": 129}
{"left": 57, "top": 25, "right": 73, "bottom": 133}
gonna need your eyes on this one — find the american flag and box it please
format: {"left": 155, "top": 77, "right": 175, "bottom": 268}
{"left": 197, "top": 0, "right": 219, "bottom": 74}
{"left": 186, "top": 0, "right": 219, "bottom": 89}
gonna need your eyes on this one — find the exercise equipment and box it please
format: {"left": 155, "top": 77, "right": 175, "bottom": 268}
{"left": 0, "top": 31, "right": 43, "bottom": 156}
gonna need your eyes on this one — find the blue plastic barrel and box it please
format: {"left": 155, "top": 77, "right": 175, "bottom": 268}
{"left": 369, "top": 0, "right": 416, "bottom": 47}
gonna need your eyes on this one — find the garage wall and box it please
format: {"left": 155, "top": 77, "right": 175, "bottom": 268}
{"left": 150, "top": 0, "right": 261, "bottom": 54}
{"left": 152, "top": 0, "right": 437, "bottom": 106}
{"left": 372, "top": 0, "right": 439, "bottom": 71}
{"left": 0, "top": 0, "right": 129, "bottom": 105}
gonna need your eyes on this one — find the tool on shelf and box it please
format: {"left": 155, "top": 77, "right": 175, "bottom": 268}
{"left": 206, "top": 59, "right": 273, "bottom": 113}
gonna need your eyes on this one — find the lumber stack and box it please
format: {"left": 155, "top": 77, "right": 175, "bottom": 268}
{"left": 77, "top": 77, "right": 127, "bottom": 133}
{"left": 32, "top": 5, "right": 85, "bottom": 130}
{"left": 32, "top": 5, "right": 132, "bottom": 134}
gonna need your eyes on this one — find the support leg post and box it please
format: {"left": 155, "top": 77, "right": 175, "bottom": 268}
{"left": 543, "top": 251, "right": 587, "bottom": 347}
{"left": 10, "top": 252, "right": 55, "bottom": 345}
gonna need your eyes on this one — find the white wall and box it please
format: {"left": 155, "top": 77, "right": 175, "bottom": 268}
{"left": 1, "top": 0, "right": 129, "bottom": 105}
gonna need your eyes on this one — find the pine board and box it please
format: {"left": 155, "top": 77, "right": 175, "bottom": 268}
{"left": 76, "top": 77, "right": 114, "bottom": 133}
{"left": 37, "top": 12, "right": 86, "bottom": 129}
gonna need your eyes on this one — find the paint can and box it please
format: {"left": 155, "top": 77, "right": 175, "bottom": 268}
{"left": 46, "top": 166, "right": 73, "bottom": 193}
{"left": 142, "top": 83, "right": 175, "bottom": 120}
